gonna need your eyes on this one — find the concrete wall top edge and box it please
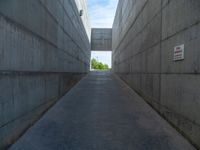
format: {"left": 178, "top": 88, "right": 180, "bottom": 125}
{"left": 75, "top": 0, "right": 91, "bottom": 41}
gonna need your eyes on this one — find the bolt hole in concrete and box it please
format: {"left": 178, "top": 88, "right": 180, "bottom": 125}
{"left": 90, "top": 51, "right": 112, "bottom": 71}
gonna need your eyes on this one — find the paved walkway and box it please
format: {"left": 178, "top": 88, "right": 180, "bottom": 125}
{"left": 10, "top": 71, "right": 196, "bottom": 150}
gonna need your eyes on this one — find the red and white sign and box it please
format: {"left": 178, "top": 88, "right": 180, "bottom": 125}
{"left": 174, "top": 44, "right": 184, "bottom": 61}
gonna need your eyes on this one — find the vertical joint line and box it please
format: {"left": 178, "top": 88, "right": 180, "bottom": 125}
{"left": 159, "top": 0, "right": 163, "bottom": 105}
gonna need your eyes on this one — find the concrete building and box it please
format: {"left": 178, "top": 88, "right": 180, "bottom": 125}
{"left": 91, "top": 28, "right": 112, "bottom": 51}
{"left": 0, "top": 0, "right": 90, "bottom": 148}
{"left": 112, "top": 0, "right": 200, "bottom": 148}
{"left": 0, "top": 0, "right": 200, "bottom": 149}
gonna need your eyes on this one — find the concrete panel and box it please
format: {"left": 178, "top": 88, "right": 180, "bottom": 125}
{"left": 162, "top": 0, "right": 200, "bottom": 40}
{"left": 161, "top": 74, "right": 200, "bottom": 148}
{"left": 0, "top": 72, "right": 85, "bottom": 149}
{"left": 112, "top": 0, "right": 200, "bottom": 148}
{"left": 0, "top": 0, "right": 90, "bottom": 148}
{"left": 9, "top": 71, "right": 196, "bottom": 150}
{"left": 75, "top": 0, "right": 91, "bottom": 41}
{"left": 91, "top": 28, "right": 112, "bottom": 51}
{"left": 161, "top": 22, "right": 200, "bottom": 73}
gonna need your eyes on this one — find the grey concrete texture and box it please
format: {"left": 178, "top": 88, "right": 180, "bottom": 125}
{"left": 0, "top": 73, "right": 85, "bottom": 149}
{"left": 91, "top": 28, "right": 112, "bottom": 51}
{"left": 75, "top": 0, "right": 91, "bottom": 41}
{"left": 10, "top": 71, "right": 196, "bottom": 150}
{"left": 112, "top": 0, "right": 200, "bottom": 148}
{"left": 0, "top": 0, "right": 91, "bottom": 72}
{"left": 0, "top": 0, "right": 90, "bottom": 148}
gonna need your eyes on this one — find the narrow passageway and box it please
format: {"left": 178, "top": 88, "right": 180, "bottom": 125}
{"left": 10, "top": 71, "right": 195, "bottom": 150}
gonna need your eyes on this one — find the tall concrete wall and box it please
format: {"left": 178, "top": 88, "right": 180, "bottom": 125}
{"left": 0, "top": 0, "right": 90, "bottom": 148}
{"left": 91, "top": 28, "right": 112, "bottom": 51}
{"left": 75, "top": 0, "right": 91, "bottom": 41}
{"left": 112, "top": 0, "right": 200, "bottom": 148}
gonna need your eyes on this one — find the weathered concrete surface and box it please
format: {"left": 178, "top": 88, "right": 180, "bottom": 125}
{"left": 75, "top": 0, "right": 91, "bottom": 41}
{"left": 112, "top": 0, "right": 200, "bottom": 148}
{"left": 10, "top": 71, "right": 195, "bottom": 150}
{"left": 91, "top": 28, "right": 112, "bottom": 51}
{"left": 0, "top": 0, "right": 90, "bottom": 148}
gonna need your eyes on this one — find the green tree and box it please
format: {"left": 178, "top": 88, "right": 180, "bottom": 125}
{"left": 91, "top": 58, "right": 98, "bottom": 69}
{"left": 103, "top": 64, "right": 109, "bottom": 70}
{"left": 91, "top": 58, "right": 110, "bottom": 70}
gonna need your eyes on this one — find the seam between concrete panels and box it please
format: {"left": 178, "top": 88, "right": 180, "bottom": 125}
{"left": 0, "top": 13, "right": 89, "bottom": 67}
{"left": 0, "top": 97, "right": 57, "bottom": 129}
{"left": 113, "top": 10, "right": 162, "bottom": 58}
{"left": 118, "top": 73, "right": 200, "bottom": 128}
{"left": 162, "top": 20, "right": 200, "bottom": 42}
{"left": 67, "top": 0, "right": 90, "bottom": 43}
{"left": 161, "top": 0, "right": 200, "bottom": 41}
{"left": 58, "top": 0, "right": 90, "bottom": 45}
{"left": 113, "top": 0, "right": 149, "bottom": 55}
{"left": 0, "top": 72, "right": 85, "bottom": 129}
{"left": 114, "top": 19, "right": 200, "bottom": 68}
{"left": 112, "top": 0, "right": 172, "bottom": 57}
{"left": 114, "top": 21, "right": 200, "bottom": 66}
{"left": 159, "top": 0, "right": 163, "bottom": 110}
{"left": 60, "top": 0, "right": 89, "bottom": 47}
{"left": 64, "top": 0, "right": 91, "bottom": 48}
{"left": 0, "top": 13, "right": 88, "bottom": 66}
{"left": 114, "top": 2, "right": 147, "bottom": 54}
{"left": 114, "top": 41, "right": 161, "bottom": 65}
{"left": 39, "top": 0, "right": 90, "bottom": 61}
{"left": 38, "top": 0, "right": 90, "bottom": 61}
{"left": 160, "top": 106, "right": 200, "bottom": 127}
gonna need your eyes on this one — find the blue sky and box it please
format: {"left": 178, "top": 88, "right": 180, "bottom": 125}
{"left": 87, "top": 0, "right": 118, "bottom": 68}
{"left": 87, "top": 0, "right": 118, "bottom": 28}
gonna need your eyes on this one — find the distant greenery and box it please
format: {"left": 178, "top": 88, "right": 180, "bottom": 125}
{"left": 91, "top": 58, "right": 110, "bottom": 70}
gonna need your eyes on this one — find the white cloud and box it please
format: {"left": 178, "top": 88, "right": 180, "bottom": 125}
{"left": 88, "top": 0, "right": 117, "bottom": 68}
{"left": 87, "top": 0, "right": 119, "bottom": 28}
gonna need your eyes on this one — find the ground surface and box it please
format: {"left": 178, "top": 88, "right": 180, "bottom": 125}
{"left": 10, "top": 71, "right": 196, "bottom": 150}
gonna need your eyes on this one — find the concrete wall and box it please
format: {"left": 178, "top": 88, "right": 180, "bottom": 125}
{"left": 91, "top": 28, "right": 112, "bottom": 51}
{"left": 0, "top": 0, "right": 90, "bottom": 148}
{"left": 112, "top": 0, "right": 200, "bottom": 148}
{"left": 75, "top": 0, "right": 91, "bottom": 41}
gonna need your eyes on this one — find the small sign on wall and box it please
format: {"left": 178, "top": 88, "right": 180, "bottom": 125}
{"left": 174, "top": 44, "right": 184, "bottom": 61}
